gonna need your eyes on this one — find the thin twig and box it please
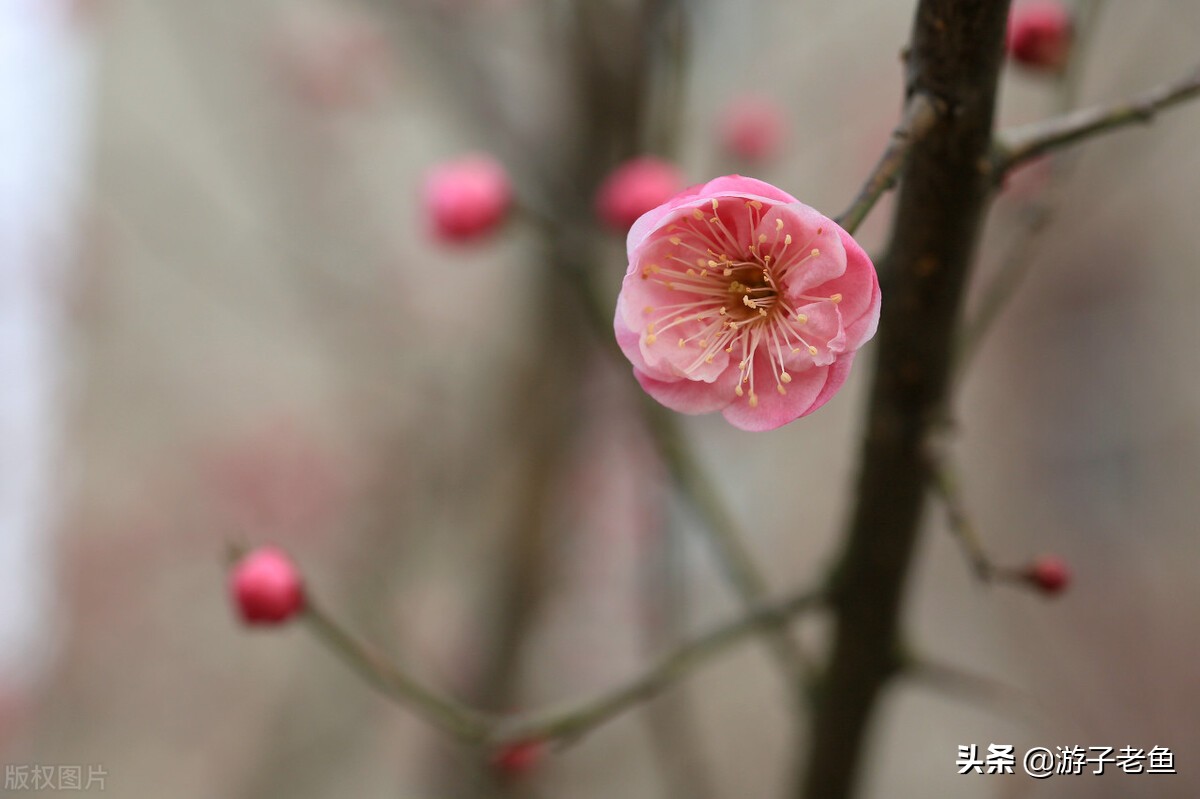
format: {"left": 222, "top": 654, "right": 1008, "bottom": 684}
{"left": 903, "top": 657, "right": 1042, "bottom": 722}
{"left": 495, "top": 588, "right": 824, "bottom": 744}
{"left": 954, "top": 202, "right": 1053, "bottom": 376}
{"left": 642, "top": 400, "right": 816, "bottom": 688}
{"left": 834, "top": 92, "right": 941, "bottom": 235}
{"left": 925, "top": 442, "right": 996, "bottom": 582}
{"left": 300, "top": 583, "right": 822, "bottom": 749}
{"left": 993, "top": 62, "right": 1200, "bottom": 177}
{"left": 302, "top": 601, "right": 494, "bottom": 743}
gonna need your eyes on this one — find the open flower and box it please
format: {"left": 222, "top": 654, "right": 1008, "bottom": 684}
{"left": 614, "top": 176, "right": 880, "bottom": 432}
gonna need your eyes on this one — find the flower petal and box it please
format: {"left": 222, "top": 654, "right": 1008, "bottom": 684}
{"left": 633, "top": 368, "right": 739, "bottom": 415}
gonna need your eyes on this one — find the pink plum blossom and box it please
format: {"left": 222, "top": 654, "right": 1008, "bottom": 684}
{"left": 718, "top": 95, "right": 787, "bottom": 163}
{"left": 423, "top": 154, "right": 513, "bottom": 242}
{"left": 1006, "top": 2, "right": 1073, "bottom": 73}
{"left": 230, "top": 546, "right": 306, "bottom": 625}
{"left": 614, "top": 176, "right": 880, "bottom": 432}
{"left": 596, "top": 157, "right": 686, "bottom": 232}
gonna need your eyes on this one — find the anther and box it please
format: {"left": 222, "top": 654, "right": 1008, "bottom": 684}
{"left": 748, "top": 392, "right": 759, "bottom": 408}
{"left": 775, "top": 218, "right": 784, "bottom": 231}
{"left": 781, "top": 372, "right": 792, "bottom": 383}
{"left": 784, "top": 234, "right": 792, "bottom": 245}
{"left": 830, "top": 293, "right": 842, "bottom": 303}
{"left": 776, "top": 384, "right": 787, "bottom": 395}
{"left": 808, "top": 345, "right": 818, "bottom": 355}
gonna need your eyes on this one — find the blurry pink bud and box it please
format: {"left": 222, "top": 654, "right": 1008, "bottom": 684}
{"left": 718, "top": 96, "right": 787, "bottom": 163}
{"left": 423, "top": 155, "right": 513, "bottom": 243}
{"left": 490, "top": 740, "right": 545, "bottom": 779}
{"left": 1006, "top": 2, "right": 1073, "bottom": 73}
{"left": 1025, "top": 554, "right": 1070, "bottom": 596}
{"left": 595, "top": 157, "right": 686, "bottom": 232}
{"left": 230, "top": 546, "right": 306, "bottom": 625}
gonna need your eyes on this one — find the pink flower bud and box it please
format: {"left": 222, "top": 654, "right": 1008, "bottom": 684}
{"left": 1006, "top": 2, "right": 1073, "bottom": 73}
{"left": 423, "top": 154, "right": 513, "bottom": 243}
{"left": 614, "top": 176, "right": 880, "bottom": 431}
{"left": 718, "top": 96, "right": 787, "bottom": 163}
{"left": 1025, "top": 554, "right": 1070, "bottom": 596}
{"left": 490, "top": 740, "right": 545, "bottom": 779}
{"left": 595, "top": 157, "right": 686, "bottom": 232}
{"left": 230, "top": 546, "right": 306, "bottom": 625}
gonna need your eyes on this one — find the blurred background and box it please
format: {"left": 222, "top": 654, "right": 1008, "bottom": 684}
{"left": 2, "top": 0, "right": 1199, "bottom": 797}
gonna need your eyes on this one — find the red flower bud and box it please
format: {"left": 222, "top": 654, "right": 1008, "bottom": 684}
{"left": 490, "top": 740, "right": 545, "bottom": 779}
{"left": 1025, "top": 554, "right": 1070, "bottom": 596}
{"left": 423, "top": 154, "right": 513, "bottom": 243}
{"left": 1006, "top": 2, "right": 1073, "bottom": 73}
{"left": 230, "top": 546, "right": 306, "bottom": 625}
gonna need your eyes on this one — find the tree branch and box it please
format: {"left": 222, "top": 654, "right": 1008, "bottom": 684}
{"left": 835, "top": 92, "right": 941, "bottom": 235}
{"left": 643, "top": 401, "right": 815, "bottom": 689}
{"left": 927, "top": 442, "right": 997, "bottom": 582}
{"left": 303, "top": 600, "right": 493, "bottom": 743}
{"left": 993, "top": 62, "right": 1200, "bottom": 176}
{"left": 495, "top": 587, "right": 823, "bottom": 745}
{"left": 301, "top": 583, "right": 822, "bottom": 748}
{"left": 797, "top": 2, "right": 1013, "bottom": 798}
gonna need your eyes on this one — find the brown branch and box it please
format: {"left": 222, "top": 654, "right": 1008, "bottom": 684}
{"left": 797, "top": 2, "right": 1013, "bottom": 798}
{"left": 303, "top": 600, "right": 494, "bottom": 743}
{"left": 301, "top": 583, "right": 822, "bottom": 748}
{"left": 643, "top": 401, "right": 816, "bottom": 689}
{"left": 903, "top": 658, "right": 1041, "bottom": 721}
{"left": 927, "top": 443, "right": 997, "bottom": 582}
{"left": 994, "top": 62, "right": 1200, "bottom": 176}
{"left": 495, "top": 588, "right": 823, "bottom": 745}
{"left": 835, "top": 92, "right": 941, "bottom": 235}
